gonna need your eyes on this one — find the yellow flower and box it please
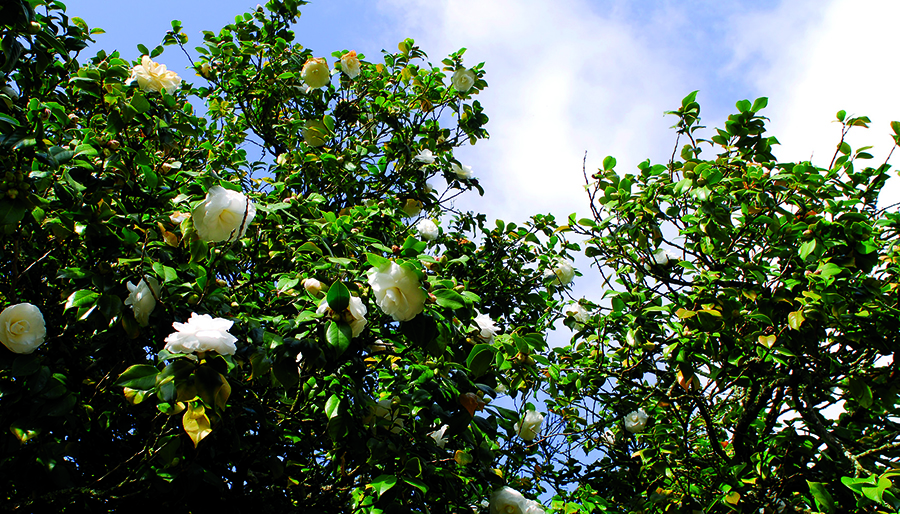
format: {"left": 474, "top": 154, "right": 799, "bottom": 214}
{"left": 301, "top": 57, "right": 331, "bottom": 89}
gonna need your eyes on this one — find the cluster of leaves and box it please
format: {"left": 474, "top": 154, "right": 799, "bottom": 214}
{"left": 0, "top": 1, "right": 570, "bottom": 512}
{"left": 537, "top": 91, "right": 900, "bottom": 512}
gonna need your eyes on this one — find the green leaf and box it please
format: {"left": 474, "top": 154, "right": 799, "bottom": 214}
{"left": 466, "top": 344, "right": 495, "bottom": 377}
{"left": 152, "top": 262, "right": 178, "bottom": 282}
{"left": 325, "top": 321, "right": 352, "bottom": 357}
{"left": 736, "top": 99, "right": 751, "bottom": 113}
{"left": 366, "top": 252, "right": 390, "bottom": 269}
{"left": 787, "top": 310, "right": 805, "bottom": 330}
{"left": 807, "top": 481, "right": 835, "bottom": 514}
{"left": 602, "top": 156, "right": 617, "bottom": 170}
{"left": 130, "top": 92, "right": 150, "bottom": 114}
{"left": 432, "top": 288, "right": 466, "bottom": 309}
{"left": 751, "top": 97, "right": 768, "bottom": 112}
{"left": 115, "top": 364, "right": 159, "bottom": 389}
{"left": 0, "top": 199, "right": 27, "bottom": 224}
{"left": 848, "top": 376, "right": 873, "bottom": 409}
{"left": 799, "top": 239, "right": 816, "bottom": 261}
{"left": 325, "top": 281, "right": 350, "bottom": 312}
{"left": 371, "top": 474, "right": 398, "bottom": 496}
{"left": 64, "top": 290, "right": 98, "bottom": 311}
{"left": 325, "top": 394, "right": 341, "bottom": 419}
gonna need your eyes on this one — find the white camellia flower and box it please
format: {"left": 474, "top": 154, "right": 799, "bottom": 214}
{"left": 524, "top": 500, "right": 547, "bottom": 514}
{"left": 302, "top": 278, "right": 324, "bottom": 297}
{"left": 450, "top": 162, "right": 475, "bottom": 180}
{"left": 451, "top": 67, "right": 476, "bottom": 93}
{"left": 169, "top": 211, "right": 190, "bottom": 225}
{"left": 416, "top": 219, "right": 439, "bottom": 241}
{"left": 125, "top": 277, "right": 160, "bottom": 326}
{"left": 428, "top": 424, "right": 450, "bottom": 448}
{"left": 545, "top": 258, "right": 575, "bottom": 286}
{"left": 301, "top": 57, "right": 331, "bottom": 88}
{"left": 494, "top": 383, "right": 508, "bottom": 395}
{"left": 302, "top": 119, "right": 329, "bottom": 147}
{"left": 651, "top": 247, "right": 676, "bottom": 265}
{"left": 126, "top": 55, "right": 182, "bottom": 94}
{"left": 625, "top": 408, "right": 649, "bottom": 433}
{"left": 490, "top": 487, "right": 528, "bottom": 514}
{"left": 339, "top": 50, "right": 361, "bottom": 79}
{"left": 316, "top": 296, "right": 368, "bottom": 338}
{"left": 0, "top": 303, "right": 47, "bottom": 354}
{"left": 563, "top": 302, "right": 591, "bottom": 324}
{"left": 371, "top": 397, "right": 404, "bottom": 434}
{"left": 192, "top": 186, "right": 257, "bottom": 243}
{"left": 514, "top": 410, "right": 544, "bottom": 441}
{"left": 367, "top": 261, "right": 426, "bottom": 322}
{"left": 164, "top": 312, "right": 238, "bottom": 355}
{"left": 474, "top": 312, "right": 499, "bottom": 342}
{"left": 414, "top": 149, "right": 435, "bottom": 164}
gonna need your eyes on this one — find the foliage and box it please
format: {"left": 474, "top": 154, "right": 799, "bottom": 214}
{"left": 0, "top": 1, "right": 569, "bottom": 511}
{"left": 4, "top": 1, "right": 900, "bottom": 513}
{"left": 540, "top": 91, "right": 900, "bottom": 512}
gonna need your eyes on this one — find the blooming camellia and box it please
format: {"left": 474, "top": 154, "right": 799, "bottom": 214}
{"left": 474, "top": 312, "right": 499, "bottom": 342}
{"left": 489, "top": 487, "right": 546, "bottom": 514}
{"left": 339, "top": 50, "right": 361, "bottom": 79}
{"left": 414, "top": 149, "right": 435, "bottom": 164}
{"left": 302, "top": 120, "right": 329, "bottom": 147}
{"left": 429, "top": 424, "right": 450, "bottom": 448}
{"left": 514, "top": 410, "right": 544, "bottom": 441}
{"left": 192, "top": 186, "right": 257, "bottom": 243}
{"left": 301, "top": 57, "right": 331, "bottom": 89}
{"left": 371, "top": 397, "right": 403, "bottom": 434}
{"left": 317, "top": 296, "right": 368, "bottom": 338}
{"left": 563, "top": 302, "right": 590, "bottom": 324}
{"left": 625, "top": 408, "right": 649, "bottom": 433}
{"left": 416, "top": 219, "right": 439, "bottom": 241}
{"left": 302, "top": 278, "right": 324, "bottom": 297}
{"left": 126, "top": 55, "right": 182, "bottom": 94}
{"left": 451, "top": 67, "right": 476, "bottom": 93}
{"left": 367, "top": 261, "right": 426, "bottom": 321}
{"left": 451, "top": 162, "right": 474, "bottom": 180}
{"left": 0, "top": 303, "right": 46, "bottom": 354}
{"left": 545, "top": 258, "right": 575, "bottom": 286}
{"left": 125, "top": 277, "right": 160, "bottom": 326}
{"left": 164, "top": 312, "right": 238, "bottom": 355}
{"left": 401, "top": 198, "right": 423, "bottom": 218}
{"left": 651, "top": 247, "right": 676, "bottom": 265}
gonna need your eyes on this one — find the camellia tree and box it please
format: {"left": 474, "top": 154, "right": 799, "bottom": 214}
{"left": 529, "top": 92, "right": 900, "bottom": 513}
{"left": 0, "top": 0, "right": 574, "bottom": 512}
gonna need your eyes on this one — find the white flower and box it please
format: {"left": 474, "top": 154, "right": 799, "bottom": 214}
{"left": 126, "top": 55, "right": 182, "bottom": 94}
{"left": 545, "top": 258, "right": 575, "bottom": 286}
{"left": 164, "top": 312, "right": 238, "bottom": 355}
{"left": 414, "top": 149, "right": 435, "bottom": 164}
{"left": 401, "top": 198, "right": 422, "bottom": 218}
{"left": 473, "top": 312, "right": 499, "bottom": 342}
{"left": 514, "top": 410, "right": 544, "bottom": 441}
{"left": 301, "top": 57, "right": 331, "bottom": 89}
{"left": 490, "top": 487, "right": 528, "bottom": 514}
{"left": 450, "top": 162, "right": 474, "bottom": 180}
{"left": 339, "top": 50, "right": 361, "bottom": 79}
{"left": 302, "top": 119, "right": 329, "bottom": 147}
{"left": 125, "top": 277, "right": 160, "bottom": 326}
{"left": 0, "top": 303, "right": 46, "bottom": 354}
{"left": 600, "top": 429, "right": 616, "bottom": 447}
{"left": 316, "top": 296, "right": 368, "bottom": 338}
{"left": 169, "top": 212, "right": 190, "bottom": 225}
{"left": 367, "top": 261, "right": 426, "bottom": 322}
{"left": 624, "top": 408, "right": 649, "bottom": 433}
{"left": 192, "top": 186, "right": 257, "bottom": 243}
{"left": 372, "top": 397, "right": 403, "bottom": 434}
{"left": 451, "top": 68, "right": 476, "bottom": 93}
{"left": 429, "top": 424, "right": 449, "bottom": 448}
{"left": 651, "top": 248, "right": 676, "bottom": 265}
{"left": 494, "top": 383, "right": 508, "bottom": 395}
{"left": 276, "top": 153, "right": 289, "bottom": 166}
{"left": 416, "top": 219, "right": 439, "bottom": 241}
{"left": 425, "top": 182, "right": 435, "bottom": 194}
{"left": 563, "top": 302, "right": 590, "bottom": 324}
{"left": 302, "top": 278, "right": 324, "bottom": 297}
{"left": 524, "top": 501, "right": 547, "bottom": 514}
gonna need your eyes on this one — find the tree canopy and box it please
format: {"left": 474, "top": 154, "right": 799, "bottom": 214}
{"left": 2, "top": 1, "right": 900, "bottom": 513}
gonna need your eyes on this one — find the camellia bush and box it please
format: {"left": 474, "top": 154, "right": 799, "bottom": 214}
{"left": 0, "top": 1, "right": 574, "bottom": 512}
{"left": 534, "top": 92, "right": 900, "bottom": 513}
{"left": 4, "top": 1, "right": 900, "bottom": 513}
